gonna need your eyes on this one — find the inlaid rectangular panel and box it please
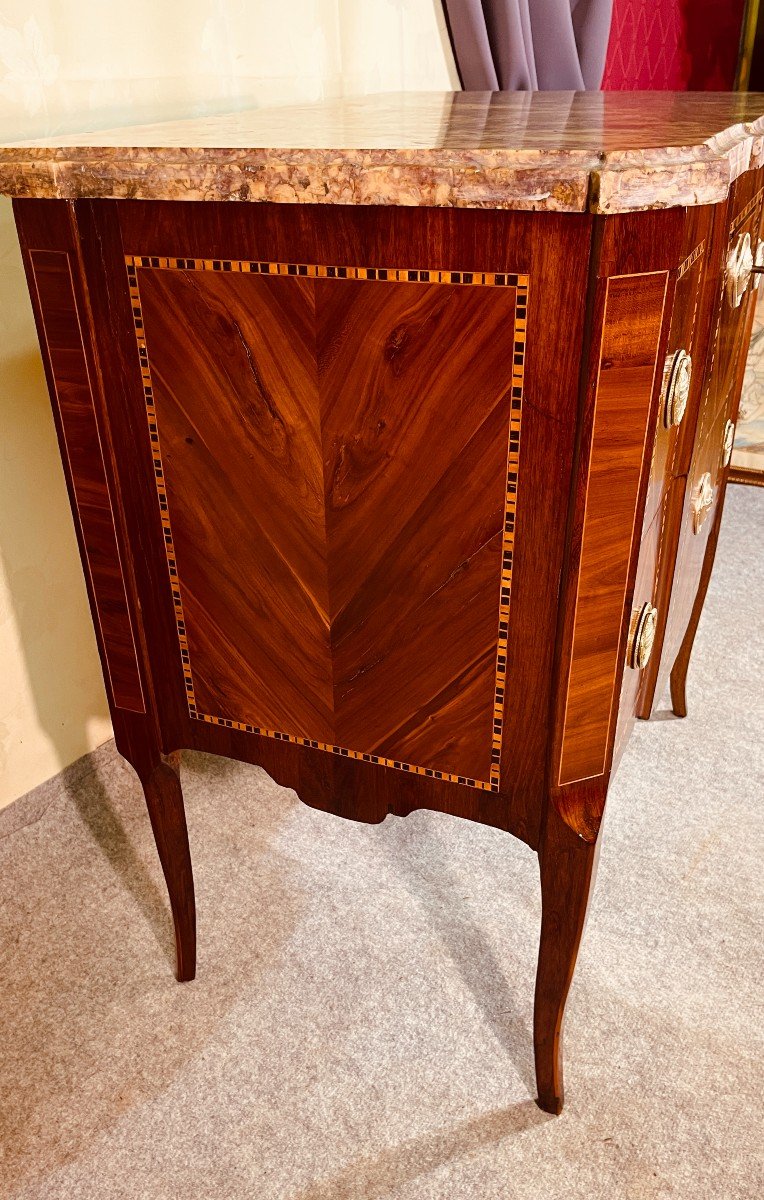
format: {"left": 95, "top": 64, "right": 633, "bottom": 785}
{"left": 29, "top": 249, "right": 145, "bottom": 713}
{"left": 127, "top": 256, "right": 527, "bottom": 790}
{"left": 558, "top": 270, "right": 668, "bottom": 786}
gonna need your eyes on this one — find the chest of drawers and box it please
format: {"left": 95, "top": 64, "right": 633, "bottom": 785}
{"left": 2, "top": 91, "right": 762, "bottom": 1113}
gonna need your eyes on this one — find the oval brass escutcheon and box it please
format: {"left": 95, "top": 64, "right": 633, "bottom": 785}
{"left": 628, "top": 602, "right": 658, "bottom": 670}
{"left": 663, "top": 349, "right": 692, "bottom": 429}
{"left": 726, "top": 231, "right": 753, "bottom": 308}
{"left": 692, "top": 471, "right": 714, "bottom": 533}
{"left": 723, "top": 418, "right": 735, "bottom": 468}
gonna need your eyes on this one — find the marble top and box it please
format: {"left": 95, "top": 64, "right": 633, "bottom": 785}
{"left": 2, "top": 91, "right": 764, "bottom": 215}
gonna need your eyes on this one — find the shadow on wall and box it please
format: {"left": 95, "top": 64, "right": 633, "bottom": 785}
{"left": 0, "top": 197, "right": 112, "bottom": 809}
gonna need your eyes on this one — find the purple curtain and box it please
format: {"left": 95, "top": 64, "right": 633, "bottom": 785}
{"left": 443, "top": 0, "right": 614, "bottom": 90}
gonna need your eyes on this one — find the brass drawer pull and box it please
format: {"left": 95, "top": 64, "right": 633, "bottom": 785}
{"left": 662, "top": 349, "right": 692, "bottom": 428}
{"left": 726, "top": 231, "right": 753, "bottom": 308}
{"left": 692, "top": 471, "right": 714, "bottom": 533}
{"left": 628, "top": 602, "right": 658, "bottom": 670}
{"left": 723, "top": 419, "right": 735, "bottom": 467}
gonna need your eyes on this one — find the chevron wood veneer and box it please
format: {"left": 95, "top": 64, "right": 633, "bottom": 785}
{"left": 126, "top": 255, "right": 527, "bottom": 791}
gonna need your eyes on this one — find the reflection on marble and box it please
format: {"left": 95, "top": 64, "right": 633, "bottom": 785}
{"left": 2, "top": 91, "right": 764, "bottom": 213}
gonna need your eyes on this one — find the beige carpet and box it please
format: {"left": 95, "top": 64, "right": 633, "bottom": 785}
{"left": 1, "top": 485, "right": 763, "bottom": 1200}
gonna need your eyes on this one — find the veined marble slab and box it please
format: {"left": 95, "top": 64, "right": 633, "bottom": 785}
{"left": 2, "top": 91, "right": 764, "bottom": 215}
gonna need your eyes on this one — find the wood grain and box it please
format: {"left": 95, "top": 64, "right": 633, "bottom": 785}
{"left": 534, "top": 798, "right": 601, "bottom": 1114}
{"left": 129, "top": 255, "right": 525, "bottom": 788}
{"left": 27, "top": 248, "right": 145, "bottom": 713}
{"left": 558, "top": 270, "right": 668, "bottom": 786}
{"left": 642, "top": 213, "right": 711, "bottom": 534}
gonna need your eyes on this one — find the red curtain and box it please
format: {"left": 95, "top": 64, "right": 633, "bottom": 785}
{"left": 602, "top": 0, "right": 745, "bottom": 90}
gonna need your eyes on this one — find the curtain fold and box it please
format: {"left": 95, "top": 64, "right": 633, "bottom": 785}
{"left": 443, "top": 0, "right": 613, "bottom": 90}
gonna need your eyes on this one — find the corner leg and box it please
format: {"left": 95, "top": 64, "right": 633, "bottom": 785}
{"left": 534, "top": 801, "right": 600, "bottom": 1114}
{"left": 669, "top": 498, "right": 724, "bottom": 719}
{"left": 669, "top": 656, "right": 688, "bottom": 719}
{"left": 138, "top": 751, "right": 196, "bottom": 981}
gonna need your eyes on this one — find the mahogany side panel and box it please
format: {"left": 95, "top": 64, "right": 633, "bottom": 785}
{"left": 24, "top": 245, "right": 145, "bottom": 714}
{"left": 557, "top": 270, "right": 669, "bottom": 787}
{"left": 72, "top": 200, "right": 593, "bottom": 847}
{"left": 132, "top": 259, "right": 522, "bottom": 789}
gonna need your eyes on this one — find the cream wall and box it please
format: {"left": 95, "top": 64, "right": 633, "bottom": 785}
{"left": 0, "top": 1, "right": 458, "bottom": 810}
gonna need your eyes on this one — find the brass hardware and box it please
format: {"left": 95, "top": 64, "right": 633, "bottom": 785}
{"left": 628, "top": 602, "right": 658, "bottom": 670}
{"left": 692, "top": 471, "right": 714, "bottom": 533}
{"left": 754, "top": 240, "right": 764, "bottom": 290}
{"left": 723, "top": 419, "right": 735, "bottom": 468}
{"left": 726, "top": 232, "right": 753, "bottom": 307}
{"left": 662, "top": 349, "right": 692, "bottom": 429}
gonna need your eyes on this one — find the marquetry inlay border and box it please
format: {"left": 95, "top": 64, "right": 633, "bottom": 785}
{"left": 677, "top": 240, "right": 705, "bottom": 280}
{"left": 126, "top": 253, "right": 529, "bottom": 793}
{"left": 730, "top": 185, "right": 764, "bottom": 236}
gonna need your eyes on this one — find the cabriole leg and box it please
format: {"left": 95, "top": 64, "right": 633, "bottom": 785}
{"left": 534, "top": 801, "right": 600, "bottom": 1114}
{"left": 670, "top": 498, "right": 725, "bottom": 718}
{"left": 137, "top": 751, "right": 196, "bottom": 982}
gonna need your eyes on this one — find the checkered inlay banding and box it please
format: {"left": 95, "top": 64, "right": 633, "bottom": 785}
{"left": 126, "top": 254, "right": 529, "bottom": 793}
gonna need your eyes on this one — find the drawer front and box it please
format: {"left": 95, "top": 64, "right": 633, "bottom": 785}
{"left": 697, "top": 173, "right": 764, "bottom": 446}
{"left": 613, "top": 479, "right": 675, "bottom": 770}
{"left": 27, "top": 248, "right": 146, "bottom": 714}
{"left": 643, "top": 209, "right": 712, "bottom": 533}
{"left": 658, "top": 391, "right": 737, "bottom": 682}
{"left": 638, "top": 176, "right": 764, "bottom": 717}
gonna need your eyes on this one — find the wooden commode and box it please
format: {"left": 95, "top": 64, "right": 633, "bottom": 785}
{"left": 2, "top": 91, "right": 762, "bottom": 1113}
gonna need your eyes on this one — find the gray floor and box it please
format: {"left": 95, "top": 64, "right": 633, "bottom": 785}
{"left": 1, "top": 485, "right": 763, "bottom": 1200}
